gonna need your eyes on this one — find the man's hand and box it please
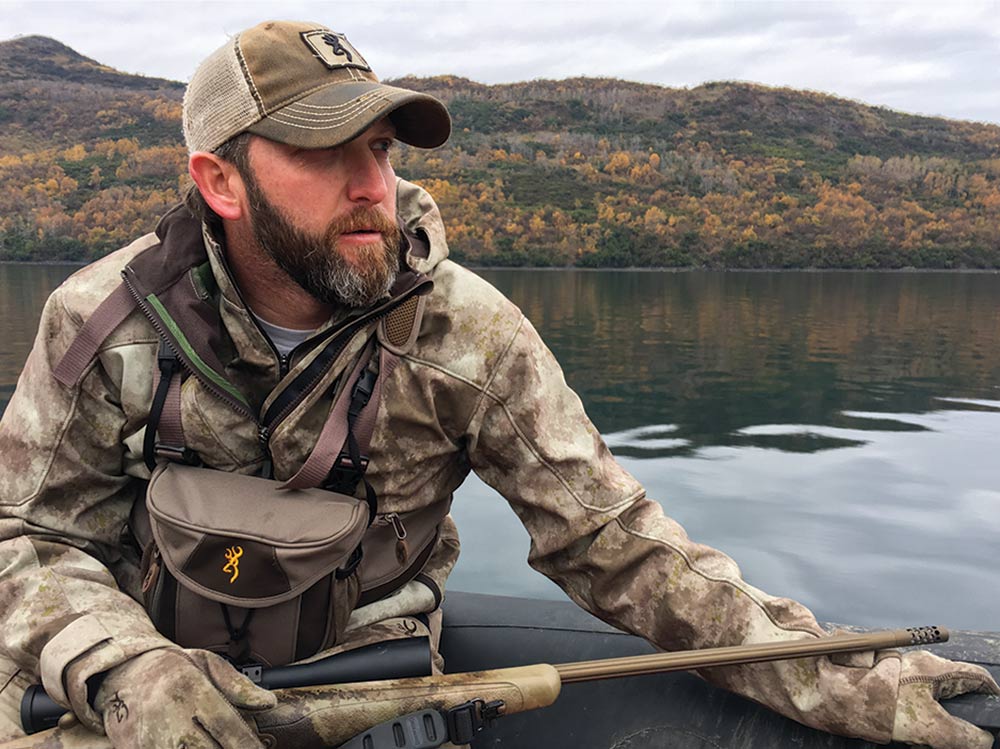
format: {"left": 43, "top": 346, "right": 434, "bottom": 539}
{"left": 891, "top": 650, "right": 999, "bottom": 749}
{"left": 91, "top": 649, "right": 276, "bottom": 748}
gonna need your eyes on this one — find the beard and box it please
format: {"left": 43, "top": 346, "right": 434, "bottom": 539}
{"left": 243, "top": 172, "right": 402, "bottom": 309}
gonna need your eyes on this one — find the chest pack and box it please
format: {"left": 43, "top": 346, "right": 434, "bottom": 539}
{"left": 134, "top": 329, "right": 428, "bottom": 667}
{"left": 53, "top": 219, "right": 450, "bottom": 666}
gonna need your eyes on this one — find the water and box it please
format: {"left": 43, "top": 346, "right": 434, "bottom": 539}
{"left": 2, "top": 264, "right": 999, "bottom": 630}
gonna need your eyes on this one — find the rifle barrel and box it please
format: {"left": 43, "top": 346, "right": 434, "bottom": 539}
{"left": 555, "top": 626, "right": 948, "bottom": 684}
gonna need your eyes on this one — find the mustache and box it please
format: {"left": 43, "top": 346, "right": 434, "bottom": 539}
{"left": 326, "top": 207, "right": 399, "bottom": 238}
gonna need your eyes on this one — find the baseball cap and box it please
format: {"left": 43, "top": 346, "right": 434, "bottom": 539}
{"left": 183, "top": 20, "right": 451, "bottom": 154}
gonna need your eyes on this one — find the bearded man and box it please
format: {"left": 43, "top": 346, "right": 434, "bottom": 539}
{"left": 0, "top": 19, "right": 995, "bottom": 749}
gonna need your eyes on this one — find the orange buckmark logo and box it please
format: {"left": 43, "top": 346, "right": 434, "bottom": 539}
{"left": 223, "top": 546, "right": 243, "bottom": 584}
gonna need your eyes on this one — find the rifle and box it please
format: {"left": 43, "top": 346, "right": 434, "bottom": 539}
{"left": 4, "top": 626, "right": 951, "bottom": 748}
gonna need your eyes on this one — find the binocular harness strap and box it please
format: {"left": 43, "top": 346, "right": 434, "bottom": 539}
{"left": 143, "top": 340, "right": 189, "bottom": 471}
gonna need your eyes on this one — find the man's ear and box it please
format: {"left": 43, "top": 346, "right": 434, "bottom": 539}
{"left": 188, "top": 152, "right": 245, "bottom": 221}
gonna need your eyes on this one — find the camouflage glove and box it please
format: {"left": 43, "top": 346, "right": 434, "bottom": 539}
{"left": 890, "top": 650, "right": 999, "bottom": 749}
{"left": 91, "top": 648, "right": 276, "bottom": 748}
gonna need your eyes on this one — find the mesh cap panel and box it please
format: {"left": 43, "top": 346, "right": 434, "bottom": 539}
{"left": 183, "top": 37, "right": 263, "bottom": 154}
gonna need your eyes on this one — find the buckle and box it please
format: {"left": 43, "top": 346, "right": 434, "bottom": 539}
{"left": 238, "top": 662, "right": 264, "bottom": 683}
{"left": 335, "top": 545, "right": 364, "bottom": 579}
{"left": 154, "top": 444, "right": 201, "bottom": 466}
{"left": 325, "top": 453, "right": 369, "bottom": 494}
{"left": 157, "top": 340, "right": 180, "bottom": 373}
{"left": 445, "top": 700, "right": 505, "bottom": 745}
{"left": 348, "top": 369, "right": 378, "bottom": 419}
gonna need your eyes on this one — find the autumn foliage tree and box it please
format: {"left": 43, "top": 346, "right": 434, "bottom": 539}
{"left": 2, "top": 36, "right": 1000, "bottom": 268}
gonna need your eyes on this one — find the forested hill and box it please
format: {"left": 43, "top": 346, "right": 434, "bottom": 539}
{"left": 0, "top": 35, "right": 180, "bottom": 90}
{"left": 2, "top": 35, "right": 999, "bottom": 268}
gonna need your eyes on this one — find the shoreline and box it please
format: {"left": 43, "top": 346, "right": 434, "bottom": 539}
{"left": 470, "top": 266, "right": 1000, "bottom": 274}
{"left": 2, "top": 260, "right": 998, "bottom": 274}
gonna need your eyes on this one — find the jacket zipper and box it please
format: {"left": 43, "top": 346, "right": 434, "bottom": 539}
{"left": 257, "top": 278, "right": 431, "bottom": 459}
{"left": 240, "top": 300, "right": 316, "bottom": 473}
{"left": 121, "top": 270, "right": 256, "bottom": 422}
{"left": 243, "top": 306, "right": 297, "bottom": 382}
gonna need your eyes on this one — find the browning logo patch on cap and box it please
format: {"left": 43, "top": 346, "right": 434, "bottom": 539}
{"left": 300, "top": 30, "right": 371, "bottom": 71}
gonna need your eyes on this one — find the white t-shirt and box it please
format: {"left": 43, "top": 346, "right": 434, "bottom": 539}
{"left": 250, "top": 311, "right": 316, "bottom": 358}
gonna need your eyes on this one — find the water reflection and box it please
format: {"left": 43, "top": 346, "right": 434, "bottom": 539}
{"left": 2, "top": 265, "right": 999, "bottom": 628}
{"left": 0, "top": 263, "right": 79, "bottom": 397}
{"left": 451, "top": 403, "right": 1000, "bottom": 629}
{"left": 480, "top": 269, "right": 1000, "bottom": 452}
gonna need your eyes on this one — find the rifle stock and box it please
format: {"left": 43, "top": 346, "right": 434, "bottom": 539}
{"left": 255, "top": 665, "right": 561, "bottom": 747}
{"left": 1, "top": 626, "right": 949, "bottom": 749}
{"left": 0, "top": 665, "right": 561, "bottom": 749}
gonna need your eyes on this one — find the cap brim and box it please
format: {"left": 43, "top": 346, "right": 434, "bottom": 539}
{"left": 247, "top": 81, "right": 451, "bottom": 149}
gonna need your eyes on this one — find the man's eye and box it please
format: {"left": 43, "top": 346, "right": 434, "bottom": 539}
{"left": 374, "top": 140, "right": 393, "bottom": 153}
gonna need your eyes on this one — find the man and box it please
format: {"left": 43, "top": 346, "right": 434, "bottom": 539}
{"left": 0, "top": 19, "right": 995, "bottom": 749}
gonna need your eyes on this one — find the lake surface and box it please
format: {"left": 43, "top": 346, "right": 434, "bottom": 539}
{"left": 2, "top": 264, "right": 999, "bottom": 631}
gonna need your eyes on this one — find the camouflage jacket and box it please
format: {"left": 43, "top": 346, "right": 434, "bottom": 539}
{"left": 0, "top": 180, "right": 905, "bottom": 742}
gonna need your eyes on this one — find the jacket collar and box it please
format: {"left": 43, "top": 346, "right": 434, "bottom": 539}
{"left": 130, "top": 184, "right": 444, "bottom": 415}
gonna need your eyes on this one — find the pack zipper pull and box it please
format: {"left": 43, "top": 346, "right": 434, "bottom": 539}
{"left": 142, "top": 547, "right": 161, "bottom": 594}
{"left": 387, "top": 513, "right": 409, "bottom": 565}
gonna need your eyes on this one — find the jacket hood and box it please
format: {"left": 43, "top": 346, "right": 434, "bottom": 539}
{"left": 396, "top": 178, "right": 450, "bottom": 276}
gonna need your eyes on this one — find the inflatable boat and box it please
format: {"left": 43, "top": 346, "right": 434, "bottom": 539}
{"left": 439, "top": 592, "right": 1000, "bottom": 748}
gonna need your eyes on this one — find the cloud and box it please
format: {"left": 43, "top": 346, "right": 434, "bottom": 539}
{"left": 1, "top": 0, "right": 998, "bottom": 123}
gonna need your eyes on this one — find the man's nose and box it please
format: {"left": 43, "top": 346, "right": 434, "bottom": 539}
{"left": 345, "top": 150, "right": 389, "bottom": 205}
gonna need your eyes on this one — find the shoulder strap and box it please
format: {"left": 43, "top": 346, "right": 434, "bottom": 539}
{"left": 53, "top": 282, "right": 137, "bottom": 387}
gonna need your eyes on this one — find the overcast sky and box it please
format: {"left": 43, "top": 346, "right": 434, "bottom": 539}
{"left": 2, "top": 1, "right": 999, "bottom": 125}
